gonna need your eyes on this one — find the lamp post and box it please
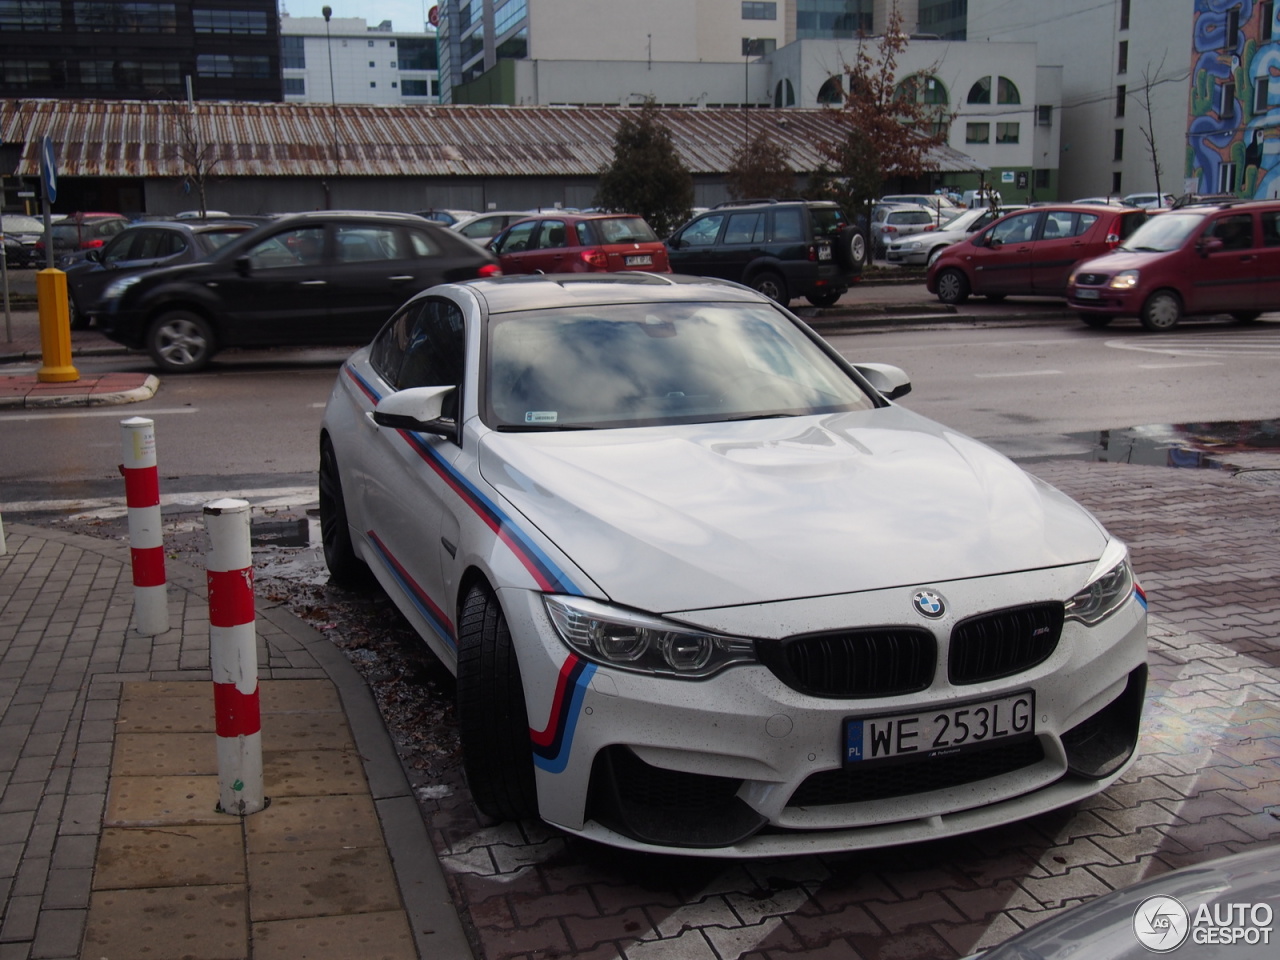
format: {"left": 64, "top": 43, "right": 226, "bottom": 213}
{"left": 742, "top": 38, "right": 763, "bottom": 149}
{"left": 322, "top": 6, "right": 339, "bottom": 208}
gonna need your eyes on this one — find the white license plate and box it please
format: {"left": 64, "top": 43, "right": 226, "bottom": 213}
{"left": 845, "top": 690, "right": 1035, "bottom": 766}
{"left": 1076, "top": 288, "right": 1101, "bottom": 300}
{"left": 625, "top": 255, "right": 652, "bottom": 266}
{"left": 818, "top": 246, "right": 832, "bottom": 261}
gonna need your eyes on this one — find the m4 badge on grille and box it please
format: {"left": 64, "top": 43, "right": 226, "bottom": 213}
{"left": 913, "top": 590, "right": 946, "bottom": 619}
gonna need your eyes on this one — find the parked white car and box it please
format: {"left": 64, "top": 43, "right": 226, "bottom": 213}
{"left": 319, "top": 273, "right": 1148, "bottom": 856}
{"left": 886, "top": 205, "right": 1027, "bottom": 267}
{"left": 450, "top": 211, "right": 533, "bottom": 242}
{"left": 1121, "top": 191, "right": 1176, "bottom": 209}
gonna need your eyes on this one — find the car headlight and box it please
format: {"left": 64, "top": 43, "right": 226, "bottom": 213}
{"left": 102, "top": 275, "right": 143, "bottom": 300}
{"left": 1065, "top": 540, "right": 1135, "bottom": 625}
{"left": 900, "top": 241, "right": 922, "bottom": 251}
{"left": 1107, "top": 270, "right": 1140, "bottom": 290}
{"left": 544, "top": 595, "right": 756, "bottom": 678}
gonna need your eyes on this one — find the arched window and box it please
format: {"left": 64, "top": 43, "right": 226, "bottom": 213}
{"left": 774, "top": 78, "right": 796, "bottom": 107}
{"left": 817, "top": 75, "right": 844, "bottom": 105}
{"left": 997, "top": 77, "right": 1021, "bottom": 104}
{"left": 967, "top": 77, "right": 991, "bottom": 104}
{"left": 896, "top": 73, "right": 949, "bottom": 105}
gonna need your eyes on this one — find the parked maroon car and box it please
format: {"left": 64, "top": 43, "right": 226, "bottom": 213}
{"left": 490, "top": 213, "right": 670, "bottom": 275}
{"left": 926, "top": 203, "right": 1148, "bottom": 304}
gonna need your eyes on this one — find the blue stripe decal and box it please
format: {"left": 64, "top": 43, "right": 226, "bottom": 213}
{"left": 366, "top": 532, "right": 457, "bottom": 651}
{"left": 532, "top": 660, "right": 597, "bottom": 774}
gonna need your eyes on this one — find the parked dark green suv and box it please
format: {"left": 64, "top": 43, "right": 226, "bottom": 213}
{"left": 664, "top": 200, "right": 863, "bottom": 307}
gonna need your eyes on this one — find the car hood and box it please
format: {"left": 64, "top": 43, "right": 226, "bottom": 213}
{"left": 1074, "top": 249, "right": 1164, "bottom": 274}
{"left": 478, "top": 406, "right": 1108, "bottom": 613}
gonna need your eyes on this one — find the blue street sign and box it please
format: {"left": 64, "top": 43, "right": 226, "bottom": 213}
{"left": 40, "top": 135, "right": 57, "bottom": 204}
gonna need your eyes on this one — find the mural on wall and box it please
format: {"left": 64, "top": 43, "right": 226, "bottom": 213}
{"left": 1189, "top": 0, "right": 1279, "bottom": 197}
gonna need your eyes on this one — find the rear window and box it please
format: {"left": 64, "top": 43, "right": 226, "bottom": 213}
{"left": 894, "top": 210, "right": 936, "bottom": 225}
{"left": 808, "top": 206, "right": 848, "bottom": 238}
{"left": 579, "top": 217, "right": 658, "bottom": 245}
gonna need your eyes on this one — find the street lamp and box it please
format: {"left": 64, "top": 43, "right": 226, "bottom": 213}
{"left": 742, "top": 38, "right": 764, "bottom": 149}
{"left": 322, "top": 6, "right": 339, "bottom": 208}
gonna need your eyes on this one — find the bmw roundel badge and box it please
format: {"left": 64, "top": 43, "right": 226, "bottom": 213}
{"left": 913, "top": 590, "right": 946, "bottom": 619}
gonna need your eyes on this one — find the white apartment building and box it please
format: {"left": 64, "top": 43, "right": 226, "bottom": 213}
{"left": 280, "top": 14, "right": 440, "bottom": 105}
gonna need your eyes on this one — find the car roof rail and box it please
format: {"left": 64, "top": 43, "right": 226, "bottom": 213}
{"left": 1169, "top": 192, "right": 1240, "bottom": 209}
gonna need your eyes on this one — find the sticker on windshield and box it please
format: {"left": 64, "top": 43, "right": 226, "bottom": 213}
{"left": 525, "top": 411, "right": 559, "bottom": 424}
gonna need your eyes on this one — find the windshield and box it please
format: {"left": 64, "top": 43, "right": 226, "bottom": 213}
{"left": 1117, "top": 212, "right": 1205, "bottom": 252}
{"left": 486, "top": 301, "right": 874, "bottom": 430}
{"left": 2, "top": 215, "right": 44, "bottom": 234}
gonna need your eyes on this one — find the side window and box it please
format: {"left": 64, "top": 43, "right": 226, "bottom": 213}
{"left": 989, "top": 211, "right": 1039, "bottom": 245}
{"left": 248, "top": 227, "right": 325, "bottom": 269}
{"left": 496, "top": 220, "right": 537, "bottom": 254}
{"left": 1208, "top": 213, "right": 1254, "bottom": 250}
{"left": 1071, "top": 213, "right": 1099, "bottom": 238}
{"left": 1042, "top": 211, "right": 1073, "bottom": 239}
{"left": 336, "top": 225, "right": 401, "bottom": 262}
{"left": 407, "top": 227, "right": 442, "bottom": 257}
{"left": 772, "top": 208, "right": 804, "bottom": 242}
{"left": 724, "top": 212, "right": 763, "bottom": 244}
{"left": 679, "top": 214, "right": 725, "bottom": 246}
{"left": 369, "top": 301, "right": 418, "bottom": 386}
{"left": 1262, "top": 211, "right": 1280, "bottom": 246}
{"left": 536, "top": 220, "right": 567, "bottom": 249}
{"left": 398, "top": 298, "right": 466, "bottom": 420}
{"left": 101, "top": 233, "right": 140, "bottom": 265}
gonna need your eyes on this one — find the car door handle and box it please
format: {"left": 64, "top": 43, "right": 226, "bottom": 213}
{"left": 300, "top": 280, "right": 327, "bottom": 286}
{"left": 388, "top": 275, "right": 415, "bottom": 282}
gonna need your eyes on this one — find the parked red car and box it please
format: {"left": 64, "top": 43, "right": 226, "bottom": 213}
{"left": 35, "top": 212, "right": 129, "bottom": 257}
{"left": 1068, "top": 199, "right": 1280, "bottom": 330}
{"left": 489, "top": 213, "right": 670, "bottom": 275}
{"left": 926, "top": 203, "right": 1148, "bottom": 304}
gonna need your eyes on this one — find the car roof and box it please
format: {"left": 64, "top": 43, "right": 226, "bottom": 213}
{"left": 452, "top": 272, "right": 764, "bottom": 314}
{"left": 270, "top": 210, "right": 449, "bottom": 227}
{"left": 709, "top": 199, "right": 840, "bottom": 211}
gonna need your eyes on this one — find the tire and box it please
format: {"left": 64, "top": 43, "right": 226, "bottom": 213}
{"left": 1078, "top": 313, "right": 1115, "bottom": 328}
{"left": 147, "top": 309, "right": 215, "bottom": 372}
{"left": 1140, "top": 290, "right": 1182, "bottom": 331}
{"left": 835, "top": 226, "right": 866, "bottom": 268}
{"left": 751, "top": 271, "right": 790, "bottom": 307}
{"left": 456, "top": 582, "right": 539, "bottom": 821}
{"left": 806, "top": 290, "right": 842, "bottom": 308}
{"left": 1231, "top": 311, "right": 1262, "bottom": 323}
{"left": 68, "top": 296, "right": 90, "bottom": 331}
{"left": 318, "top": 438, "right": 372, "bottom": 589}
{"left": 935, "top": 268, "right": 970, "bottom": 305}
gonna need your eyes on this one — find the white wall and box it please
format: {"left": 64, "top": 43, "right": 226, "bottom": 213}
{"left": 281, "top": 15, "right": 438, "bottom": 105}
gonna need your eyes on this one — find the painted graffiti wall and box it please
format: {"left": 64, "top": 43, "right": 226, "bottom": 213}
{"left": 1190, "top": 0, "right": 1279, "bottom": 197}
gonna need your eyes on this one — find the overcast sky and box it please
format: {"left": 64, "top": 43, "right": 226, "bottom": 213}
{"left": 281, "top": 0, "right": 437, "bottom": 34}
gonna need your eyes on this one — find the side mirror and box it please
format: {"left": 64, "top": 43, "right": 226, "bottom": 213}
{"left": 372, "top": 385, "right": 458, "bottom": 440}
{"left": 234, "top": 255, "right": 252, "bottom": 277}
{"left": 668, "top": 237, "right": 683, "bottom": 249}
{"left": 86, "top": 249, "right": 103, "bottom": 263}
{"left": 1198, "top": 237, "right": 1224, "bottom": 257}
{"left": 853, "top": 362, "right": 912, "bottom": 401}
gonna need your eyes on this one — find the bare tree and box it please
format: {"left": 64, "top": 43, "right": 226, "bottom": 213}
{"left": 161, "top": 99, "right": 220, "bottom": 216}
{"left": 726, "top": 131, "right": 796, "bottom": 200}
{"left": 1136, "top": 57, "right": 1167, "bottom": 198}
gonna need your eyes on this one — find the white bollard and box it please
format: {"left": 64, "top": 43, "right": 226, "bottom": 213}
{"left": 120, "top": 417, "right": 169, "bottom": 636}
{"left": 204, "top": 498, "right": 266, "bottom": 816}
{"left": 0, "top": 510, "right": 6, "bottom": 555}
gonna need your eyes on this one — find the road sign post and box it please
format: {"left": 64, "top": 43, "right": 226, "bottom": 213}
{"left": 36, "top": 135, "right": 77, "bottom": 383}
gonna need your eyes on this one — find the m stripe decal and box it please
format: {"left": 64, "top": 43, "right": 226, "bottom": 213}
{"left": 530, "top": 654, "right": 596, "bottom": 773}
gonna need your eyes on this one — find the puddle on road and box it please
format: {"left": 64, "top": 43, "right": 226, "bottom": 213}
{"left": 1056, "top": 419, "right": 1280, "bottom": 474}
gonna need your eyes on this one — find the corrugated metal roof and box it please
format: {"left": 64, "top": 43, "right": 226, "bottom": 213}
{"left": 0, "top": 98, "right": 983, "bottom": 178}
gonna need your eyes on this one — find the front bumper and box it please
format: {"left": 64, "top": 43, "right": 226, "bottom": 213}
{"left": 1067, "top": 285, "right": 1145, "bottom": 316}
{"left": 501, "top": 562, "right": 1148, "bottom": 856}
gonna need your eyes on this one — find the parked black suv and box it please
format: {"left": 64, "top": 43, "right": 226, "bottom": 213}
{"left": 664, "top": 199, "right": 862, "bottom": 307}
{"left": 98, "top": 211, "right": 499, "bottom": 372}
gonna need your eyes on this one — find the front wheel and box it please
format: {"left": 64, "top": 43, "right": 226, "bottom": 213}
{"left": 751, "top": 271, "right": 790, "bottom": 307}
{"left": 68, "top": 296, "right": 90, "bottom": 330}
{"left": 1140, "top": 290, "right": 1182, "bottom": 331}
{"left": 318, "top": 438, "right": 372, "bottom": 589}
{"left": 935, "top": 268, "right": 970, "bottom": 305}
{"left": 1078, "top": 313, "right": 1114, "bottom": 329}
{"left": 457, "top": 583, "right": 539, "bottom": 821}
{"left": 147, "top": 310, "right": 214, "bottom": 372}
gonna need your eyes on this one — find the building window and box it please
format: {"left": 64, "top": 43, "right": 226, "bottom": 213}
{"left": 966, "top": 122, "right": 990, "bottom": 144}
{"left": 742, "top": 37, "right": 776, "bottom": 55}
{"left": 0, "top": 1, "right": 62, "bottom": 29}
{"left": 1226, "top": 6, "right": 1240, "bottom": 47}
{"left": 967, "top": 76, "right": 991, "bottom": 104}
{"left": 816, "top": 75, "right": 843, "bottom": 104}
{"left": 1112, "top": 171, "right": 1123, "bottom": 194}
{"left": 494, "top": 0, "right": 526, "bottom": 36}
{"left": 1220, "top": 80, "right": 1236, "bottom": 118}
{"left": 1256, "top": 76, "right": 1270, "bottom": 113}
{"left": 996, "top": 122, "right": 1020, "bottom": 144}
{"left": 1113, "top": 128, "right": 1124, "bottom": 161}
{"left": 1037, "top": 104, "right": 1052, "bottom": 125}
{"left": 368, "top": 39, "right": 374, "bottom": 46}
{"left": 1034, "top": 169, "right": 1051, "bottom": 189}
{"left": 1118, "top": 40, "right": 1128, "bottom": 73}
{"left": 795, "top": 0, "right": 871, "bottom": 38}
{"left": 997, "top": 77, "right": 1020, "bottom": 104}
{"left": 742, "top": 1, "right": 776, "bottom": 19}
{"left": 196, "top": 54, "right": 271, "bottom": 78}
{"left": 391, "top": 81, "right": 397, "bottom": 88}
{"left": 281, "top": 35, "right": 305, "bottom": 69}
{"left": 1264, "top": 2, "right": 1274, "bottom": 42}
{"left": 283, "top": 76, "right": 305, "bottom": 95}
{"left": 369, "top": 61, "right": 375, "bottom": 68}
{"left": 1219, "top": 161, "right": 1238, "bottom": 192}
{"left": 370, "top": 81, "right": 376, "bottom": 88}
{"left": 1120, "top": 0, "right": 1130, "bottom": 30}
{"left": 402, "top": 79, "right": 430, "bottom": 95}
{"left": 1115, "top": 84, "right": 1126, "bottom": 117}
{"left": 192, "top": 9, "right": 268, "bottom": 34}
{"left": 75, "top": 2, "right": 177, "bottom": 33}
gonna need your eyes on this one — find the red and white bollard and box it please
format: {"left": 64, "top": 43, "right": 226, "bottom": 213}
{"left": 120, "top": 417, "right": 169, "bottom": 636}
{"left": 204, "top": 498, "right": 266, "bottom": 816}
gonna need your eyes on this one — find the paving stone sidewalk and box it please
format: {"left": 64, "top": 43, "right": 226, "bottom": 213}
{"left": 0, "top": 522, "right": 472, "bottom": 960}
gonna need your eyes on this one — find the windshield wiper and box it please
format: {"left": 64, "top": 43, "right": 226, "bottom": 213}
{"left": 495, "top": 423, "right": 595, "bottom": 432}
{"left": 722, "top": 412, "right": 799, "bottom": 422}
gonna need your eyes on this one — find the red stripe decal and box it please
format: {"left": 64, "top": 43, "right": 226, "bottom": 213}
{"left": 207, "top": 568, "right": 255, "bottom": 627}
{"left": 213, "top": 682, "right": 261, "bottom": 737}
{"left": 122, "top": 465, "right": 160, "bottom": 508}
{"left": 130, "top": 545, "right": 167, "bottom": 587}
{"left": 529, "top": 656, "right": 581, "bottom": 748}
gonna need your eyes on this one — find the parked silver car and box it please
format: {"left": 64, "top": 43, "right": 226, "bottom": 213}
{"left": 886, "top": 205, "right": 1028, "bottom": 267}
{"left": 870, "top": 203, "right": 942, "bottom": 259}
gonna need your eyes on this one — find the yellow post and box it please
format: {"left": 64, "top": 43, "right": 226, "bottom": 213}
{"left": 37, "top": 268, "right": 78, "bottom": 383}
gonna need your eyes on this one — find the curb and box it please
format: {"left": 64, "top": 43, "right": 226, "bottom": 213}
{"left": 0, "top": 373, "right": 159, "bottom": 409}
